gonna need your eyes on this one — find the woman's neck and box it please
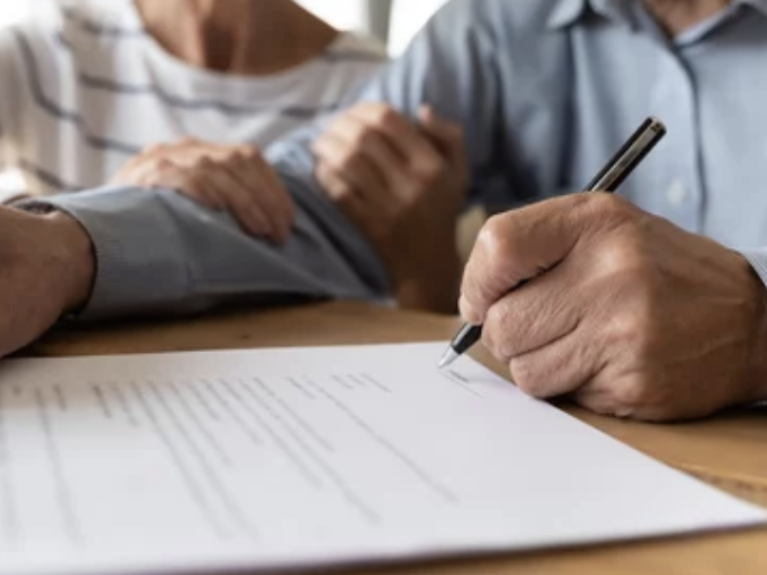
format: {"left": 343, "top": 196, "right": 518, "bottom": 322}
{"left": 134, "top": 0, "right": 338, "bottom": 75}
{"left": 641, "top": 0, "right": 731, "bottom": 35}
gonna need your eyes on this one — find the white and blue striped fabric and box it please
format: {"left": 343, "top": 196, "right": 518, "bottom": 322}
{"left": 0, "top": 0, "right": 387, "bottom": 200}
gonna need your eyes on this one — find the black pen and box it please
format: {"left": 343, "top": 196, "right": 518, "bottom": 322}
{"left": 438, "top": 116, "right": 667, "bottom": 369}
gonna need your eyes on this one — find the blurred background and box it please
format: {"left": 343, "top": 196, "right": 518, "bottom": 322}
{"left": 296, "top": 0, "right": 449, "bottom": 54}
{"left": 0, "top": 0, "right": 450, "bottom": 55}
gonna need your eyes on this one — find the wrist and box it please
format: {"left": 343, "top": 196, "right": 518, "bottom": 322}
{"left": 40, "top": 211, "right": 96, "bottom": 314}
{"left": 393, "top": 249, "right": 462, "bottom": 314}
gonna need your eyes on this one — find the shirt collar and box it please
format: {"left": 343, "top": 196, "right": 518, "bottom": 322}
{"left": 546, "top": 0, "right": 767, "bottom": 30}
{"left": 739, "top": 0, "right": 767, "bottom": 17}
{"left": 546, "top": 0, "right": 634, "bottom": 29}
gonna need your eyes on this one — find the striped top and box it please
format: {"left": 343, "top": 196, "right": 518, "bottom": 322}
{"left": 0, "top": 0, "right": 386, "bottom": 199}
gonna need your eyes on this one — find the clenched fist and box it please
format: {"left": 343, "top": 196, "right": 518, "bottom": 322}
{"left": 460, "top": 193, "right": 767, "bottom": 421}
{"left": 313, "top": 103, "right": 468, "bottom": 313}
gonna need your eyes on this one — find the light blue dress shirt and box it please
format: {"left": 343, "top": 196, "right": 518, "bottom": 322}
{"left": 30, "top": 0, "right": 767, "bottom": 317}
{"left": 548, "top": 0, "right": 767, "bottom": 278}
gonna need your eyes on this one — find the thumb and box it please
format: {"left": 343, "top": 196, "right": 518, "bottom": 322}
{"left": 459, "top": 193, "right": 615, "bottom": 324}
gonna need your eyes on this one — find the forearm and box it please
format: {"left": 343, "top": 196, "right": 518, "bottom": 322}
{"left": 18, "top": 178, "right": 390, "bottom": 320}
{"left": 395, "top": 262, "right": 461, "bottom": 314}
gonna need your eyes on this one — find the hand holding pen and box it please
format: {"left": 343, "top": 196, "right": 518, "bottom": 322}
{"left": 439, "top": 117, "right": 667, "bottom": 369}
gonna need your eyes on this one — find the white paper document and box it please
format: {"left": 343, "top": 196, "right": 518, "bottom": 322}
{"left": 0, "top": 343, "right": 764, "bottom": 575}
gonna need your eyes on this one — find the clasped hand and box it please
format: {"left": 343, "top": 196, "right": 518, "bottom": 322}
{"left": 113, "top": 105, "right": 469, "bottom": 313}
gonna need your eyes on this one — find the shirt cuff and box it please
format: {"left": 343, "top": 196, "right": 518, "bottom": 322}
{"left": 17, "top": 187, "right": 189, "bottom": 320}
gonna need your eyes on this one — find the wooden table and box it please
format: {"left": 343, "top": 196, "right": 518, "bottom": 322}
{"left": 25, "top": 301, "right": 767, "bottom": 575}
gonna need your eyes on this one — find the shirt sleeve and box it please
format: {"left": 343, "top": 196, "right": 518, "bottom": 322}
{"left": 18, "top": 179, "right": 391, "bottom": 320}
{"left": 11, "top": 1, "right": 518, "bottom": 320}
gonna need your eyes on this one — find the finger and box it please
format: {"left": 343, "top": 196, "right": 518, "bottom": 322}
{"left": 312, "top": 133, "right": 389, "bottom": 208}
{"left": 459, "top": 193, "right": 628, "bottom": 325}
{"left": 195, "top": 158, "right": 278, "bottom": 239}
{"left": 130, "top": 157, "right": 179, "bottom": 189}
{"left": 230, "top": 146, "right": 295, "bottom": 243}
{"left": 160, "top": 140, "right": 228, "bottom": 169}
{"left": 242, "top": 146, "right": 295, "bottom": 224}
{"left": 141, "top": 159, "right": 225, "bottom": 209}
{"left": 418, "top": 106, "right": 469, "bottom": 201}
{"left": 571, "top": 367, "right": 696, "bottom": 422}
{"left": 570, "top": 371, "right": 663, "bottom": 421}
{"left": 418, "top": 105, "right": 465, "bottom": 168}
{"left": 506, "top": 323, "right": 602, "bottom": 399}
{"left": 315, "top": 162, "right": 372, "bottom": 224}
{"left": 164, "top": 158, "right": 274, "bottom": 238}
{"left": 112, "top": 155, "right": 167, "bottom": 187}
{"left": 176, "top": 135, "right": 203, "bottom": 148}
{"left": 321, "top": 112, "right": 406, "bottom": 191}
{"left": 481, "top": 258, "right": 585, "bottom": 361}
{"left": 348, "top": 103, "right": 443, "bottom": 178}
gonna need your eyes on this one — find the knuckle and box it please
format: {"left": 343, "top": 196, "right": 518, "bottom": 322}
{"left": 614, "top": 377, "right": 648, "bottom": 408}
{"left": 611, "top": 374, "right": 669, "bottom": 413}
{"left": 352, "top": 126, "right": 377, "bottom": 151}
{"left": 413, "top": 160, "right": 444, "bottom": 186}
{"left": 335, "top": 148, "right": 361, "bottom": 173}
{"left": 311, "top": 136, "right": 331, "bottom": 158}
{"left": 581, "top": 193, "right": 644, "bottom": 234}
{"left": 509, "top": 356, "right": 545, "bottom": 397}
{"left": 156, "top": 158, "right": 175, "bottom": 170}
{"left": 371, "top": 105, "right": 400, "bottom": 130}
{"left": 314, "top": 163, "right": 332, "bottom": 185}
{"left": 192, "top": 156, "right": 215, "bottom": 170}
{"left": 482, "top": 302, "right": 519, "bottom": 360}
{"left": 237, "top": 145, "right": 261, "bottom": 160}
{"left": 478, "top": 215, "right": 516, "bottom": 266}
{"left": 480, "top": 328, "right": 501, "bottom": 364}
{"left": 142, "top": 142, "right": 167, "bottom": 156}
{"left": 481, "top": 308, "right": 504, "bottom": 356}
{"left": 608, "top": 307, "right": 656, "bottom": 356}
{"left": 584, "top": 191, "right": 631, "bottom": 215}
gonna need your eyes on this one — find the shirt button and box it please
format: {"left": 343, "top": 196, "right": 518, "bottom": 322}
{"left": 666, "top": 179, "right": 688, "bottom": 206}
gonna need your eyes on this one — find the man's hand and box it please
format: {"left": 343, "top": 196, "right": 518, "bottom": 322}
{"left": 312, "top": 103, "right": 468, "bottom": 313}
{"left": 0, "top": 207, "right": 94, "bottom": 358}
{"left": 460, "top": 193, "right": 767, "bottom": 421}
{"left": 112, "top": 138, "right": 295, "bottom": 242}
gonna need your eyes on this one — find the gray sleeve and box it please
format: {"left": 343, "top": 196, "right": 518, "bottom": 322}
{"left": 22, "top": 176, "right": 390, "bottom": 321}
{"left": 266, "top": 0, "right": 510, "bottom": 208}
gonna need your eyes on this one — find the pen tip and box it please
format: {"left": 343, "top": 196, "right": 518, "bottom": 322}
{"left": 438, "top": 348, "right": 459, "bottom": 370}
